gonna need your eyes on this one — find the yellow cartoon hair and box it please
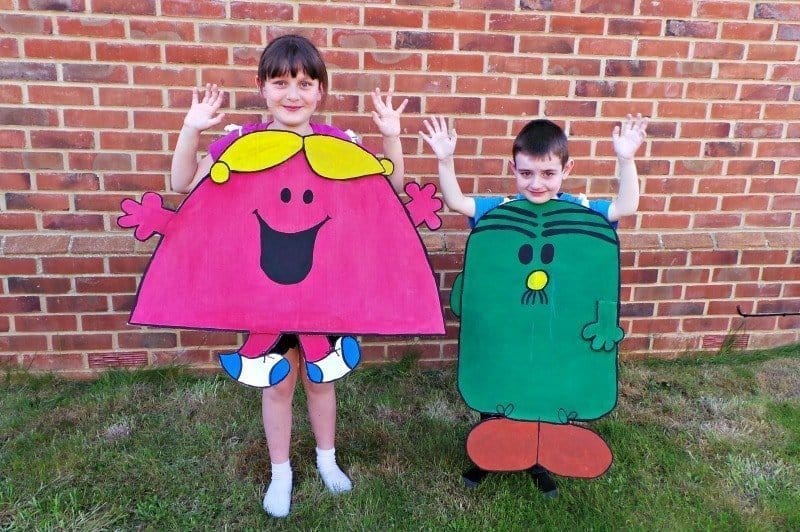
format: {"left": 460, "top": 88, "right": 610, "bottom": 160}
{"left": 209, "top": 130, "right": 393, "bottom": 184}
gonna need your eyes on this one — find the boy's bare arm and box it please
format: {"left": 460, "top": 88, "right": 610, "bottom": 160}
{"left": 435, "top": 156, "right": 476, "bottom": 218}
{"left": 421, "top": 116, "right": 476, "bottom": 218}
{"left": 607, "top": 114, "right": 647, "bottom": 222}
{"left": 170, "top": 84, "right": 226, "bottom": 193}
{"left": 608, "top": 158, "right": 639, "bottom": 222}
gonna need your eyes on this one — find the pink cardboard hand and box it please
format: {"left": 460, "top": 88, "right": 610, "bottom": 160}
{"left": 404, "top": 182, "right": 443, "bottom": 230}
{"left": 117, "top": 192, "right": 174, "bottom": 241}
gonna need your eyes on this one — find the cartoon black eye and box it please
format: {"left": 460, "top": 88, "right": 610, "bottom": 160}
{"left": 303, "top": 189, "right": 314, "bottom": 204}
{"left": 541, "top": 243, "right": 554, "bottom": 264}
{"left": 518, "top": 244, "right": 533, "bottom": 265}
{"left": 280, "top": 188, "right": 291, "bottom": 203}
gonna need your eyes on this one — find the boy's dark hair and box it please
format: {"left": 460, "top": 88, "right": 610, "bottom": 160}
{"left": 257, "top": 34, "right": 328, "bottom": 94}
{"left": 512, "top": 119, "right": 569, "bottom": 167}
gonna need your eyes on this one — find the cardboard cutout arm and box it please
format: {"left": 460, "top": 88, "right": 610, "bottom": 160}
{"left": 450, "top": 272, "right": 463, "bottom": 317}
{"left": 581, "top": 300, "right": 624, "bottom": 352}
{"left": 118, "top": 192, "right": 175, "bottom": 241}
{"left": 403, "top": 182, "right": 442, "bottom": 230}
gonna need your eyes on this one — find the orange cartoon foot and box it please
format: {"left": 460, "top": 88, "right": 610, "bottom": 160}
{"left": 466, "top": 418, "right": 539, "bottom": 472}
{"left": 537, "top": 422, "right": 612, "bottom": 479}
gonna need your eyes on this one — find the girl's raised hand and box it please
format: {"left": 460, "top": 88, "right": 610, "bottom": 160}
{"left": 183, "top": 83, "right": 226, "bottom": 132}
{"left": 420, "top": 116, "right": 457, "bottom": 161}
{"left": 371, "top": 88, "right": 408, "bottom": 138}
{"left": 612, "top": 113, "right": 648, "bottom": 161}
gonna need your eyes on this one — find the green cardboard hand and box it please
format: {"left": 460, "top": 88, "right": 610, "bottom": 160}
{"left": 581, "top": 300, "right": 624, "bottom": 352}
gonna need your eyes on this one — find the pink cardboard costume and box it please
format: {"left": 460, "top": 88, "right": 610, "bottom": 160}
{"left": 118, "top": 130, "right": 444, "bottom": 387}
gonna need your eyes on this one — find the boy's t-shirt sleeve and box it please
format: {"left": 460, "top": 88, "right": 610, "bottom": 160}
{"left": 469, "top": 196, "right": 508, "bottom": 228}
{"left": 557, "top": 192, "right": 617, "bottom": 229}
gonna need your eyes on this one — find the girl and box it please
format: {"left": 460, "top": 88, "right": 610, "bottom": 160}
{"left": 169, "top": 34, "right": 408, "bottom": 518}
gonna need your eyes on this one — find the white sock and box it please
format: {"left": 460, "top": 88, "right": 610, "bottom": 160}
{"left": 316, "top": 447, "right": 352, "bottom": 494}
{"left": 263, "top": 460, "right": 292, "bottom": 518}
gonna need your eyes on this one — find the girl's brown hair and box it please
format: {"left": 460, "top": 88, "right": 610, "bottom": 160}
{"left": 257, "top": 34, "right": 328, "bottom": 96}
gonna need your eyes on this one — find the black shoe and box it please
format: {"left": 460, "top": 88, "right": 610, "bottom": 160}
{"left": 529, "top": 465, "right": 558, "bottom": 498}
{"left": 462, "top": 465, "right": 488, "bottom": 489}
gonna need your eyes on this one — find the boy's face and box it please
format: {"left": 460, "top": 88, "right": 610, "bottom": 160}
{"left": 511, "top": 152, "right": 574, "bottom": 204}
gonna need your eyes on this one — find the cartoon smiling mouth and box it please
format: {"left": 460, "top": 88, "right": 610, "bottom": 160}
{"left": 254, "top": 210, "right": 330, "bottom": 285}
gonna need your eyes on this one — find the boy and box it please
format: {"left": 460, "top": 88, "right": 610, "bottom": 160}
{"left": 421, "top": 115, "right": 647, "bottom": 225}
{"left": 421, "top": 114, "right": 647, "bottom": 494}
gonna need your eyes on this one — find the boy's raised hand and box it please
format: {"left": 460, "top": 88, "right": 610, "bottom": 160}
{"left": 420, "top": 116, "right": 457, "bottom": 161}
{"left": 371, "top": 88, "right": 408, "bottom": 138}
{"left": 612, "top": 113, "right": 648, "bottom": 160}
{"left": 183, "top": 83, "right": 226, "bottom": 132}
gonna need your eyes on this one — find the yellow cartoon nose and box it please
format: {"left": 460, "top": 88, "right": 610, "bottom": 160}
{"left": 526, "top": 270, "right": 548, "bottom": 291}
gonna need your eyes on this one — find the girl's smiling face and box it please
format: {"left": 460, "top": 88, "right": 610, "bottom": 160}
{"left": 512, "top": 151, "right": 574, "bottom": 204}
{"left": 259, "top": 70, "right": 323, "bottom": 135}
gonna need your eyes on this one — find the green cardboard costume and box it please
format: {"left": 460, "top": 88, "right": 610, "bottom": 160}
{"left": 451, "top": 199, "right": 622, "bottom": 478}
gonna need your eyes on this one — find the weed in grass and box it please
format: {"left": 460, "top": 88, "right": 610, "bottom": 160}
{"left": 373, "top": 402, "right": 410, "bottom": 426}
{"left": 423, "top": 395, "right": 460, "bottom": 422}
{"left": 100, "top": 417, "right": 133, "bottom": 443}
{"left": 724, "top": 453, "right": 795, "bottom": 511}
{"left": 757, "top": 358, "right": 800, "bottom": 400}
{"left": 695, "top": 395, "right": 771, "bottom": 446}
{"left": 184, "top": 376, "right": 224, "bottom": 403}
{"left": 698, "top": 394, "right": 746, "bottom": 418}
{"left": 699, "top": 365, "right": 759, "bottom": 396}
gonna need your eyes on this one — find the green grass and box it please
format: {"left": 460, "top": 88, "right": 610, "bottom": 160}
{"left": 2, "top": 347, "right": 799, "bottom": 530}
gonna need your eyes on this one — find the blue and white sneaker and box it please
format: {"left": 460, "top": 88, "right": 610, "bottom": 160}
{"left": 305, "top": 337, "right": 361, "bottom": 383}
{"left": 218, "top": 352, "right": 291, "bottom": 388}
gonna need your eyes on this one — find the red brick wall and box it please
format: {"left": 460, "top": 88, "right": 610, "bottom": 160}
{"left": 2, "top": 1, "right": 799, "bottom": 377}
